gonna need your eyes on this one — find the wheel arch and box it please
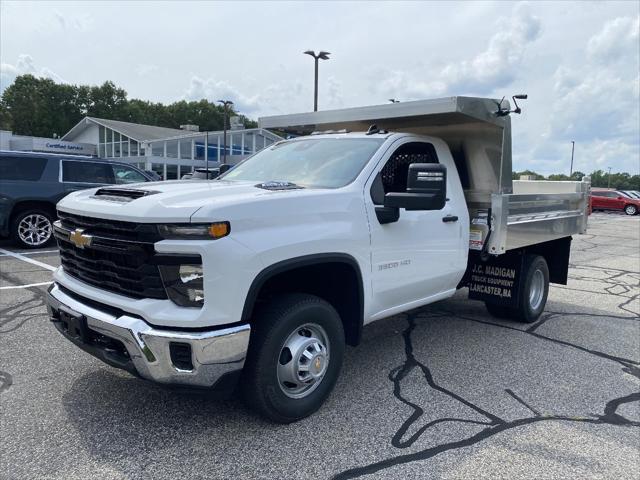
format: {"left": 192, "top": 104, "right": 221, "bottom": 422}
{"left": 10, "top": 200, "right": 57, "bottom": 223}
{"left": 241, "top": 253, "right": 365, "bottom": 346}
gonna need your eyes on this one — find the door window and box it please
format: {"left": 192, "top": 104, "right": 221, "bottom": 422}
{"left": 111, "top": 164, "right": 148, "bottom": 184}
{"left": 379, "top": 142, "right": 438, "bottom": 193}
{"left": 62, "top": 161, "right": 115, "bottom": 184}
{"left": 371, "top": 142, "right": 438, "bottom": 204}
{"left": 0, "top": 156, "right": 47, "bottom": 181}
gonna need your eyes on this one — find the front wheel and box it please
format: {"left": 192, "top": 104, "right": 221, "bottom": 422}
{"left": 485, "top": 254, "right": 549, "bottom": 324}
{"left": 624, "top": 205, "right": 637, "bottom": 215}
{"left": 241, "top": 293, "right": 345, "bottom": 423}
{"left": 11, "top": 209, "right": 54, "bottom": 249}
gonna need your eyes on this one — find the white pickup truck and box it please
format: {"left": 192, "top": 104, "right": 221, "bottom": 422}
{"left": 47, "top": 96, "right": 590, "bottom": 422}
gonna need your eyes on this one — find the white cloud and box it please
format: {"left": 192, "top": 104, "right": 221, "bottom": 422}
{"left": 369, "top": 2, "right": 541, "bottom": 102}
{"left": 587, "top": 16, "right": 639, "bottom": 63}
{"left": 53, "top": 10, "right": 93, "bottom": 31}
{"left": 135, "top": 64, "right": 159, "bottom": 77}
{"left": 182, "top": 73, "right": 311, "bottom": 118}
{"left": 183, "top": 75, "right": 262, "bottom": 115}
{"left": 440, "top": 2, "right": 541, "bottom": 93}
{"left": 0, "top": 54, "right": 66, "bottom": 92}
{"left": 538, "top": 15, "right": 640, "bottom": 173}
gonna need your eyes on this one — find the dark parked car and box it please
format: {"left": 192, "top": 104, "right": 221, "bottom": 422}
{"left": 0, "top": 151, "right": 155, "bottom": 248}
{"left": 590, "top": 189, "right": 640, "bottom": 216}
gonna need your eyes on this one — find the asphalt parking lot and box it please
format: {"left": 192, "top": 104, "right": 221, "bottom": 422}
{"left": 1, "top": 212, "right": 639, "bottom": 479}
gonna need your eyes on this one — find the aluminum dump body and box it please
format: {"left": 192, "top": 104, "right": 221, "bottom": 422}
{"left": 259, "top": 97, "right": 589, "bottom": 254}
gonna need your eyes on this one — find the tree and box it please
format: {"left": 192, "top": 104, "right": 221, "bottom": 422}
{"left": 0, "top": 74, "right": 251, "bottom": 138}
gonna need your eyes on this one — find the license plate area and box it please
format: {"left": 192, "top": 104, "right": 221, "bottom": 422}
{"left": 58, "top": 309, "right": 89, "bottom": 343}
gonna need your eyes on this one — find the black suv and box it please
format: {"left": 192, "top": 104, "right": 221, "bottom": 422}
{"left": 0, "top": 151, "right": 155, "bottom": 248}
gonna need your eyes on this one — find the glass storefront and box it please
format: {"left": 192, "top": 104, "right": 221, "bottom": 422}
{"left": 95, "top": 123, "right": 280, "bottom": 181}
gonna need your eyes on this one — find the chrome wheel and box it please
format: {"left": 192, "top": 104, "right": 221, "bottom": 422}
{"left": 17, "top": 214, "right": 52, "bottom": 247}
{"left": 529, "top": 269, "right": 545, "bottom": 311}
{"left": 624, "top": 205, "right": 637, "bottom": 215}
{"left": 277, "top": 323, "right": 330, "bottom": 399}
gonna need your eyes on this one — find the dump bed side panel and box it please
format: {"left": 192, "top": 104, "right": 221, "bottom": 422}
{"left": 487, "top": 180, "right": 590, "bottom": 253}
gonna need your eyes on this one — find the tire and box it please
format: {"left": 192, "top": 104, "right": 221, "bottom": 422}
{"left": 11, "top": 209, "right": 55, "bottom": 249}
{"left": 624, "top": 205, "right": 637, "bottom": 216}
{"left": 241, "top": 293, "right": 345, "bottom": 423}
{"left": 485, "top": 255, "right": 549, "bottom": 324}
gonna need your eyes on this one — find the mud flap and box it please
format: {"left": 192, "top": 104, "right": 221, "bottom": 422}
{"left": 463, "top": 251, "right": 525, "bottom": 307}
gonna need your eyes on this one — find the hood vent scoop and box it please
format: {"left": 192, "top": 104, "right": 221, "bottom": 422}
{"left": 255, "top": 181, "right": 303, "bottom": 191}
{"left": 92, "top": 187, "right": 158, "bottom": 202}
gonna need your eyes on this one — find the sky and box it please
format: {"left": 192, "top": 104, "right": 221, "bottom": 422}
{"left": 1, "top": 0, "right": 638, "bottom": 175}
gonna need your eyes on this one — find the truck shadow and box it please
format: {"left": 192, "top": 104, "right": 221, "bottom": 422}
{"left": 61, "top": 296, "right": 639, "bottom": 479}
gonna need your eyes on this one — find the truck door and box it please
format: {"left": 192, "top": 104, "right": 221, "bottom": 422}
{"left": 365, "top": 139, "right": 468, "bottom": 318}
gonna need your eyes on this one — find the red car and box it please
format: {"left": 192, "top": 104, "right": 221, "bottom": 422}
{"left": 591, "top": 190, "right": 640, "bottom": 215}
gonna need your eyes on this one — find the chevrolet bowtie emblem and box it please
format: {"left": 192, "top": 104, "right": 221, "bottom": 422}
{"left": 69, "top": 228, "right": 93, "bottom": 249}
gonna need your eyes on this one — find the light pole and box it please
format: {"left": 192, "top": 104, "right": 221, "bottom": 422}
{"left": 303, "top": 50, "right": 330, "bottom": 111}
{"left": 217, "top": 100, "right": 234, "bottom": 165}
{"left": 607, "top": 167, "right": 612, "bottom": 189}
{"left": 205, "top": 131, "right": 209, "bottom": 175}
{"left": 570, "top": 140, "right": 575, "bottom": 177}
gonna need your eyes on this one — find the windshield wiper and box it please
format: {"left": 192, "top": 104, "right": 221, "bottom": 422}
{"left": 255, "top": 181, "right": 305, "bottom": 191}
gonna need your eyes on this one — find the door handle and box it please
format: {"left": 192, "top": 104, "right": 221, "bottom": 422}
{"left": 442, "top": 215, "right": 458, "bottom": 223}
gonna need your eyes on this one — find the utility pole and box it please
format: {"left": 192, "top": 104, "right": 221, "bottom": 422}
{"left": 607, "top": 167, "right": 612, "bottom": 189}
{"left": 570, "top": 140, "right": 575, "bottom": 177}
{"left": 303, "top": 50, "right": 330, "bottom": 111}
{"left": 217, "top": 100, "right": 234, "bottom": 165}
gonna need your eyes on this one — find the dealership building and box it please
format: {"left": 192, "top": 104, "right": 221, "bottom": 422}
{"left": 1, "top": 117, "right": 282, "bottom": 180}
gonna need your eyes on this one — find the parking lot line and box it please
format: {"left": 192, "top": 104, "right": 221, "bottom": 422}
{"left": 0, "top": 248, "right": 57, "bottom": 272}
{"left": 0, "top": 281, "right": 52, "bottom": 290}
{"left": 0, "top": 249, "right": 58, "bottom": 257}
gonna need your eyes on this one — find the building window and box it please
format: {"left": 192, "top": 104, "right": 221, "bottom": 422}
{"left": 122, "top": 136, "right": 130, "bottom": 157}
{"left": 152, "top": 142, "right": 164, "bottom": 156}
{"left": 151, "top": 163, "right": 164, "bottom": 180}
{"left": 166, "top": 164, "right": 178, "bottom": 180}
{"left": 166, "top": 140, "right": 178, "bottom": 158}
{"left": 180, "top": 139, "right": 192, "bottom": 159}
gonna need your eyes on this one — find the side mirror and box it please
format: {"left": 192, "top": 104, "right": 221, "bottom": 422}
{"left": 384, "top": 163, "right": 446, "bottom": 211}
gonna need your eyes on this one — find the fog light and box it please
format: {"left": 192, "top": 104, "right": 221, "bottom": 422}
{"left": 159, "top": 264, "right": 204, "bottom": 307}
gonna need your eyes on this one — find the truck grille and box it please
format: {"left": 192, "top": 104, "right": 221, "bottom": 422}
{"left": 57, "top": 211, "right": 161, "bottom": 243}
{"left": 55, "top": 212, "right": 167, "bottom": 300}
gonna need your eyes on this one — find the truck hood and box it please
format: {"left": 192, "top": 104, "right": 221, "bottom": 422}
{"left": 56, "top": 180, "right": 328, "bottom": 222}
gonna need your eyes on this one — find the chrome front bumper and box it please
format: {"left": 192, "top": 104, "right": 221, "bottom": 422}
{"left": 46, "top": 283, "right": 251, "bottom": 389}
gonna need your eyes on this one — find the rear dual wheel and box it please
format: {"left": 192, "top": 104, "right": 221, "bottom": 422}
{"left": 485, "top": 255, "right": 549, "bottom": 323}
{"left": 242, "top": 293, "right": 345, "bottom": 423}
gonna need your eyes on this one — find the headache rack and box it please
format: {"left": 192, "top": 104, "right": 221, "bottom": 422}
{"left": 259, "top": 96, "right": 590, "bottom": 254}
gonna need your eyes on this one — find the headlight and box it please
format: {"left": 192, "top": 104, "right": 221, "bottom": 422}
{"left": 159, "top": 263, "right": 204, "bottom": 307}
{"left": 158, "top": 222, "right": 230, "bottom": 240}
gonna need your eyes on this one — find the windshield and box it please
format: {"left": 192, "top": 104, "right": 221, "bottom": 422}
{"left": 220, "top": 137, "right": 384, "bottom": 188}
